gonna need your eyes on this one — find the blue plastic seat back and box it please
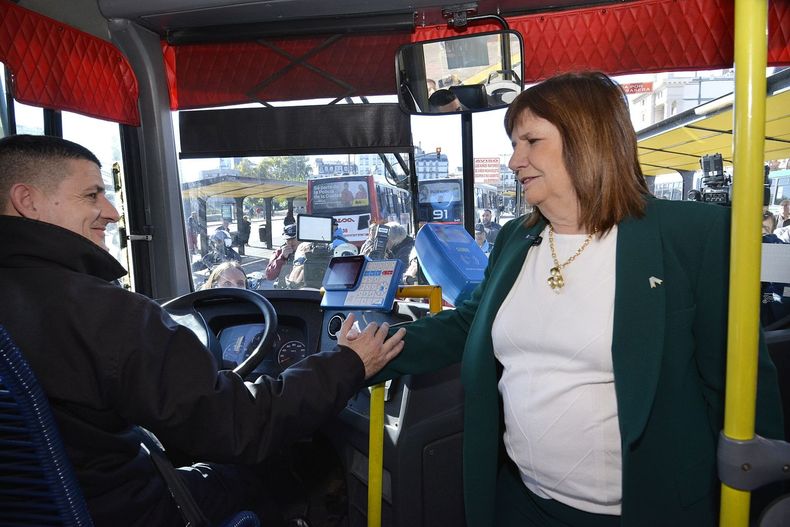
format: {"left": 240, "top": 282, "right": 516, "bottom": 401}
{"left": 219, "top": 510, "right": 260, "bottom": 527}
{"left": 0, "top": 325, "right": 260, "bottom": 527}
{"left": 0, "top": 324, "right": 95, "bottom": 526}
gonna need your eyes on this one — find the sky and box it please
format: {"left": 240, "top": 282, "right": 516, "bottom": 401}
{"left": 412, "top": 109, "right": 512, "bottom": 171}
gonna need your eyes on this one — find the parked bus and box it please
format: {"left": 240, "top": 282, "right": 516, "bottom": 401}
{"left": 417, "top": 179, "right": 502, "bottom": 224}
{"left": 417, "top": 177, "right": 463, "bottom": 222}
{"left": 473, "top": 182, "right": 500, "bottom": 221}
{"left": 0, "top": 2, "right": 788, "bottom": 527}
{"left": 307, "top": 174, "right": 412, "bottom": 244}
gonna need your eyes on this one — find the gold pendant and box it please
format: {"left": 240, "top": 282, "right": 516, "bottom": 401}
{"left": 547, "top": 266, "right": 564, "bottom": 291}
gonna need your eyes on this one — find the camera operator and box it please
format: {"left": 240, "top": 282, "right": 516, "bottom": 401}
{"left": 264, "top": 224, "right": 299, "bottom": 287}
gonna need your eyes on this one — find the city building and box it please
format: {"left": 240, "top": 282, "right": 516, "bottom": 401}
{"left": 357, "top": 153, "right": 401, "bottom": 176}
{"left": 627, "top": 69, "right": 735, "bottom": 131}
{"left": 315, "top": 158, "right": 358, "bottom": 177}
{"left": 414, "top": 145, "right": 448, "bottom": 180}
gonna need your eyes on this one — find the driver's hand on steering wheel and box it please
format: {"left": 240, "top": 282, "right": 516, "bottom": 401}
{"left": 338, "top": 313, "right": 406, "bottom": 379}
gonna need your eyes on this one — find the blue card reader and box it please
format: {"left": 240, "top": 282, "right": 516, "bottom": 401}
{"left": 320, "top": 255, "right": 404, "bottom": 311}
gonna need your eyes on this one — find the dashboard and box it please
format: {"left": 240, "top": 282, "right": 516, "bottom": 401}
{"left": 169, "top": 288, "right": 422, "bottom": 378}
{"left": 218, "top": 322, "right": 308, "bottom": 375}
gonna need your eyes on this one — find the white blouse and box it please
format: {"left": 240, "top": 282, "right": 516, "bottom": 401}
{"left": 491, "top": 225, "right": 622, "bottom": 515}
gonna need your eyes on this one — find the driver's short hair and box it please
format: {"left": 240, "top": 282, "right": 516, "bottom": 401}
{"left": 0, "top": 134, "right": 102, "bottom": 205}
{"left": 428, "top": 89, "right": 458, "bottom": 111}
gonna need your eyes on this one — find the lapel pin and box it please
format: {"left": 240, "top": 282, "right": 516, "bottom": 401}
{"left": 649, "top": 276, "right": 663, "bottom": 289}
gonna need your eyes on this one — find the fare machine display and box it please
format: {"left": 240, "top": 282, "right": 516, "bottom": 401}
{"left": 320, "top": 255, "right": 404, "bottom": 311}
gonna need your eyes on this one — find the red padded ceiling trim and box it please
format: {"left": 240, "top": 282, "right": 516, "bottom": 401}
{"left": 164, "top": 0, "right": 790, "bottom": 110}
{"left": 769, "top": 0, "right": 790, "bottom": 64}
{"left": 0, "top": 0, "right": 139, "bottom": 126}
{"left": 508, "top": 0, "right": 732, "bottom": 80}
{"left": 163, "top": 33, "right": 414, "bottom": 110}
{"left": 162, "top": 43, "right": 178, "bottom": 112}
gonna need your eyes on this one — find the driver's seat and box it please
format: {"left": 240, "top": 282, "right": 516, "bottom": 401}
{"left": 0, "top": 325, "right": 259, "bottom": 527}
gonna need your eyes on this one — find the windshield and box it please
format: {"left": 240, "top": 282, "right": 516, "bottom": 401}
{"left": 178, "top": 151, "right": 417, "bottom": 291}
{"left": 174, "top": 99, "right": 522, "bottom": 293}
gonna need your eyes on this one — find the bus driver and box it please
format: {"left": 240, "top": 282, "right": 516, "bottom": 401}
{"left": 0, "top": 134, "right": 406, "bottom": 526}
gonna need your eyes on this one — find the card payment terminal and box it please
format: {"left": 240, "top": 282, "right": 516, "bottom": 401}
{"left": 320, "top": 255, "right": 404, "bottom": 311}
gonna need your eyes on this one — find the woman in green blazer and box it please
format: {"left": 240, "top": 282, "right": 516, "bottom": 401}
{"left": 345, "top": 72, "right": 783, "bottom": 526}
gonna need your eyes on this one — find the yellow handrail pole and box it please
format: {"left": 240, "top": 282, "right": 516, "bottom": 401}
{"left": 367, "top": 285, "right": 442, "bottom": 527}
{"left": 367, "top": 383, "right": 385, "bottom": 527}
{"left": 720, "top": 1, "right": 768, "bottom": 525}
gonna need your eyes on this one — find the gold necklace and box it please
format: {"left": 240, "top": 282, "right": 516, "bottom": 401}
{"left": 547, "top": 225, "right": 596, "bottom": 291}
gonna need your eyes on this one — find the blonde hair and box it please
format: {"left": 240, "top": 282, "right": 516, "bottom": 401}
{"left": 203, "top": 261, "right": 247, "bottom": 289}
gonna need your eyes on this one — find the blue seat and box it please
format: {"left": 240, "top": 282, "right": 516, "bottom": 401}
{"left": 0, "top": 325, "right": 259, "bottom": 527}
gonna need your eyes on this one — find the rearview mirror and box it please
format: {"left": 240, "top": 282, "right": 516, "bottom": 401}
{"left": 396, "top": 30, "right": 523, "bottom": 114}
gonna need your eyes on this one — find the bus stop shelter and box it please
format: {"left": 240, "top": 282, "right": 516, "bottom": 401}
{"left": 181, "top": 174, "right": 307, "bottom": 251}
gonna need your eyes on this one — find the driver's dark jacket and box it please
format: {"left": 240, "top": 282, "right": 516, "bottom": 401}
{"left": 0, "top": 216, "right": 366, "bottom": 526}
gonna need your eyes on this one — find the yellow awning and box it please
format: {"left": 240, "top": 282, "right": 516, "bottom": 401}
{"left": 637, "top": 73, "right": 790, "bottom": 177}
{"left": 181, "top": 175, "right": 307, "bottom": 201}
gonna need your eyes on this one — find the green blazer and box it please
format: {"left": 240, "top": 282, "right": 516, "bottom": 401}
{"left": 378, "top": 197, "right": 783, "bottom": 526}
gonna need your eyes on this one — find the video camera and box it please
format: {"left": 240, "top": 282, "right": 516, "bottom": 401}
{"left": 699, "top": 153, "right": 731, "bottom": 205}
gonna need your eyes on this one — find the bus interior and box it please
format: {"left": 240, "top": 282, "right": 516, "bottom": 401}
{"left": 1, "top": 0, "right": 789, "bottom": 526}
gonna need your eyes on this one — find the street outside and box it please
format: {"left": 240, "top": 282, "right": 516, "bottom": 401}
{"left": 195, "top": 209, "right": 517, "bottom": 289}
{"left": 196, "top": 211, "right": 292, "bottom": 289}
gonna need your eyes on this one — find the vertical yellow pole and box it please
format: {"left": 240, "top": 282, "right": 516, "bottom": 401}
{"left": 367, "top": 383, "right": 385, "bottom": 527}
{"left": 368, "top": 286, "right": 442, "bottom": 527}
{"left": 720, "top": 1, "right": 768, "bottom": 525}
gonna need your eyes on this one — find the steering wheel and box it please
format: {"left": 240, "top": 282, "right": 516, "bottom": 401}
{"left": 162, "top": 288, "right": 278, "bottom": 378}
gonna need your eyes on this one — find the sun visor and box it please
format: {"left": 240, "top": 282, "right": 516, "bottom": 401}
{"left": 179, "top": 103, "right": 412, "bottom": 158}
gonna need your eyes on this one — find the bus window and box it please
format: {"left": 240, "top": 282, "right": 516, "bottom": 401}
{"left": 417, "top": 178, "right": 464, "bottom": 223}
{"left": 411, "top": 112, "right": 467, "bottom": 220}
{"left": 12, "top": 100, "right": 44, "bottom": 136}
{"left": 398, "top": 192, "right": 412, "bottom": 226}
{"left": 62, "top": 112, "right": 131, "bottom": 286}
{"left": 770, "top": 171, "right": 790, "bottom": 210}
{"left": 411, "top": 111, "right": 515, "bottom": 227}
{"left": 177, "top": 153, "right": 413, "bottom": 290}
{"left": 376, "top": 187, "right": 386, "bottom": 217}
{"left": 307, "top": 173, "right": 411, "bottom": 243}
{"left": 472, "top": 109, "right": 512, "bottom": 225}
{"left": 473, "top": 182, "right": 500, "bottom": 222}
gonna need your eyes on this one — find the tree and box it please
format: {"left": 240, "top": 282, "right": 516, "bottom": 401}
{"left": 236, "top": 156, "right": 312, "bottom": 212}
{"left": 236, "top": 158, "right": 256, "bottom": 177}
